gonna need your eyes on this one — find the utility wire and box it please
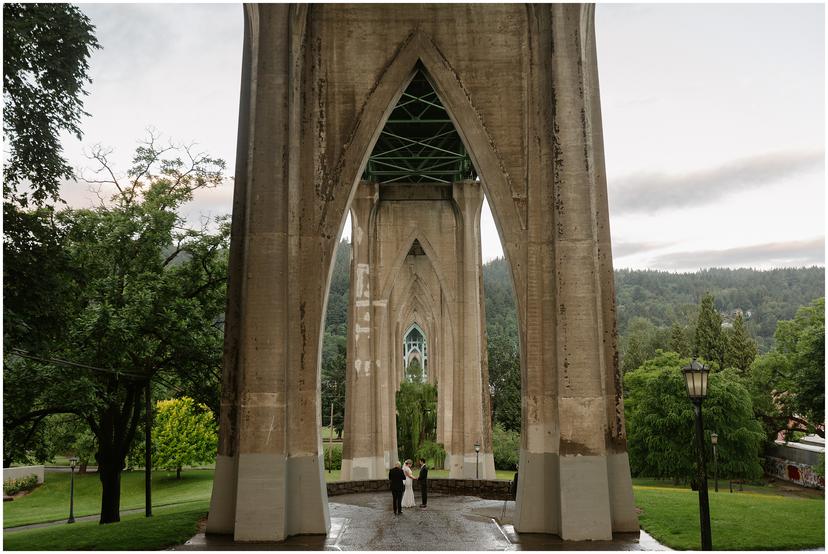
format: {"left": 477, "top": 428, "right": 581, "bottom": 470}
{"left": 11, "top": 349, "right": 204, "bottom": 402}
{"left": 10, "top": 348, "right": 147, "bottom": 380}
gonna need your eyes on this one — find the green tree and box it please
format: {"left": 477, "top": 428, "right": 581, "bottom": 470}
{"left": 491, "top": 423, "right": 520, "bottom": 470}
{"left": 45, "top": 414, "right": 98, "bottom": 473}
{"left": 396, "top": 382, "right": 438, "bottom": 462}
{"left": 3, "top": 3, "right": 99, "bottom": 206}
{"left": 405, "top": 357, "right": 425, "bottom": 384}
{"left": 487, "top": 333, "right": 521, "bottom": 431}
{"left": 621, "top": 317, "right": 670, "bottom": 373}
{"left": 624, "top": 351, "right": 764, "bottom": 485}
{"left": 724, "top": 313, "right": 757, "bottom": 373}
{"left": 153, "top": 397, "right": 218, "bottom": 479}
{"left": 321, "top": 338, "right": 346, "bottom": 438}
{"left": 3, "top": 137, "right": 228, "bottom": 523}
{"left": 3, "top": 3, "right": 99, "bottom": 465}
{"left": 669, "top": 322, "right": 691, "bottom": 357}
{"left": 772, "top": 298, "right": 825, "bottom": 429}
{"left": 746, "top": 351, "right": 794, "bottom": 446}
{"left": 693, "top": 292, "right": 724, "bottom": 368}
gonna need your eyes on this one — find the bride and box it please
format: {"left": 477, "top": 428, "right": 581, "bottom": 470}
{"left": 402, "top": 459, "right": 416, "bottom": 508}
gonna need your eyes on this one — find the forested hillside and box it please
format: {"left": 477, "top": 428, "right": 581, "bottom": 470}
{"left": 320, "top": 240, "right": 824, "bottom": 432}
{"left": 323, "top": 240, "right": 822, "bottom": 352}
{"left": 614, "top": 267, "right": 824, "bottom": 350}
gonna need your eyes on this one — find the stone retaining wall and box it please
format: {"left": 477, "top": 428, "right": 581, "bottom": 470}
{"left": 327, "top": 478, "right": 513, "bottom": 500}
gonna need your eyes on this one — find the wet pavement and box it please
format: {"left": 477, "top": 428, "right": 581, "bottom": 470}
{"left": 176, "top": 493, "right": 669, "bottom": 550}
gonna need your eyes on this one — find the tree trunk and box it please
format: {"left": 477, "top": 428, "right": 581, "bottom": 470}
{"left": 79, "top": 462, "right": 88, "bottom": 474}
{"left": 176, "top": 466, "right": 181, "bottom": 479}
{"left": 95, "top": 380, "right": 143, "bottom": 524}
{"left": 98, "top": 463, "right": 122, "bottom": 523}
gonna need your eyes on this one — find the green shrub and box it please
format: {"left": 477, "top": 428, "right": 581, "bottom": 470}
{"left": 416, "top": 440, "right": 446, "bottom": 469}
{"left": 492, "top": 423, "right": 519, "bottom": 470}
{"left": 4, "top": 474, "right": 39, "bottom": 495}
{"left": 323, "top": 443, "right": 342, "bottom": 470}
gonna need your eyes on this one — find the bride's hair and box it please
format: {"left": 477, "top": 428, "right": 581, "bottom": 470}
{"left": 404, "top": 459, "right": 412, "bottom": 465}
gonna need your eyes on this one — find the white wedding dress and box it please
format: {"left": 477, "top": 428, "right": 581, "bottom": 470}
{"left": 402, "top": 465, "right": 416, "bottom": 508}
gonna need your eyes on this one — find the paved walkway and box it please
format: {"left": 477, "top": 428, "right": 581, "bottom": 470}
{"left": 176, "top": 493, "right": 669, "bottom": 551}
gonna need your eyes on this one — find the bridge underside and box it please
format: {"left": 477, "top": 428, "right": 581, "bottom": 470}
{"left": 207, "top": 3, "right": 638, "bottom": 543}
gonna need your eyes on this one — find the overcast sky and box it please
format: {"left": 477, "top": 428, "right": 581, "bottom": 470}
{"left": 63, "top": 3, "right": 825, "bottom": 272}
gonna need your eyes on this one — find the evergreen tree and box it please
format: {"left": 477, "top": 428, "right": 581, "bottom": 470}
{"left": 669, "top": 323, "right": 691, "bottom": 356}
{"left": 724, "top": 313, "right": 757, "bottom": 373}
{"left": 693, "top": 292, "right": 724, "bottom": 367}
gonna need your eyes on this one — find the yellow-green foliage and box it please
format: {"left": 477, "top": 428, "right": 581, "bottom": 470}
{"left": 154, "top": 397, "right": 217, "bottom": 475}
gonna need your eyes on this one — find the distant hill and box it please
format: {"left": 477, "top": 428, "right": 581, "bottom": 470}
{"left": 322, "top": 240, "right": 824, "bottom": 352}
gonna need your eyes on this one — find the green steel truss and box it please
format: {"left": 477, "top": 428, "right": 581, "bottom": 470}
{"left": 363, "top": 69, "right": 476, "bottom": 184}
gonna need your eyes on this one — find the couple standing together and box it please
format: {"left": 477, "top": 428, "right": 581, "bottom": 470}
{"left": 389, "top": 458, "right": 428, "bottom": 515}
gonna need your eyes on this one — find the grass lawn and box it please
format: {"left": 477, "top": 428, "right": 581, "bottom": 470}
{"left": 3, "top": 500, "right": 208, "bottom": 551}
{"left": 4, "top": 470, "right": 214, "bottom": 528}
{"left": 634, "top": 483, "right": 825, "bottom": 550}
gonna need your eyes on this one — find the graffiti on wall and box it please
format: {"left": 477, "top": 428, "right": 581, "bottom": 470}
{"left": 766, "top": 456, "right": 825, "bottom": 489}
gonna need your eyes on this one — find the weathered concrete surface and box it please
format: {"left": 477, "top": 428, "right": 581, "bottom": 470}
{"left": 209, "top": 3, "right": 637, "bottom": 542}
{"left": 187, "top": 493, "right": 665, "bottom": 550}
{"left": 341, "top": 179, "right": 494, "bottom": 480}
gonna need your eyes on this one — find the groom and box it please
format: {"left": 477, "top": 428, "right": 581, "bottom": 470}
{"left": 389, "top": 461, "right": 405, "bottom": 515}
{"left": 417, "top": 458, "right": 429, "bottom": 508}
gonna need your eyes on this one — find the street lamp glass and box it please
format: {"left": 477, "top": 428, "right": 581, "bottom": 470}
{"left": 682, "top": 358, "right": 709, "bottom": 400}
{"left": 474, "top": 443, "right": 480, "bottom": 453}
{"left": 711, "top": 433, "right": 718, "bottom": 445}
{"left": 69, "top": 457, "right": 78, "bottom": 468}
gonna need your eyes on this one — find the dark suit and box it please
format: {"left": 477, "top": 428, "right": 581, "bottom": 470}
{"left": 389, "top": 466, "right": 405, "bottom": 514}
{"left": 418, "top": 463, "right": 429, "bottom": 506}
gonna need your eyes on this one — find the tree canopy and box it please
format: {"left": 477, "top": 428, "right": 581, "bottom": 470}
{"left": 624, "top": 351, "right": 765, "bottom": 484}
{"left": 153, "top": 397, "right": 218, "bottom": 479}
{"left": 3, "top": 3, "right": 100, "bottom": 206}
{"left": 3, "top": 137, "right": 229, "bottom": 523}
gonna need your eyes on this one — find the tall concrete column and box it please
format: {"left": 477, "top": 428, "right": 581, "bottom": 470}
{"left": 448, "top": 180, "right": 495, "bottom": 479}
{"left": 341, "top": 181, "right": 385, "bottom": 480}
{"left": 207, "top": 5, "right": 329, "bottom": 541}
{"left": 511, "top": 4, "right": 638, "bottom": 539}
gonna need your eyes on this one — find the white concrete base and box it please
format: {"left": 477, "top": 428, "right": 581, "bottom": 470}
{"left": 514, "top": 450, "right": 560, "bottom": 534}
{"left": 206, "top": 454, "right": 237, "bottom": 535}
{"left": 341, "top": 455, "right": 386, "bottom": 480}
{"left": 559, "top": 455, "right": 612, "bottom": 540}
{"left": 230, "top": 452, "right": 330, "bottom": 541}
{"left": 286, "top": 454, "right": 331, "bottom": 536}
{"left": 513, "top": 449, "right": 633, "bottom": 540}
{"left": 233, "top": 453, "right": 288, "bottom": 541}
{"left": 447, "top": 452, "right": 496, "bottom": 479}
{"left": 607, "top": 451, "right": 640, "bottom": 532}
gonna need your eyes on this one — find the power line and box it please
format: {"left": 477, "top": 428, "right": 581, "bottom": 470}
{"left": 10, "top": 348, "right": 147, "bottom": 380}
{"left": 10, "top": 348, "right": 200, "bottom": 400}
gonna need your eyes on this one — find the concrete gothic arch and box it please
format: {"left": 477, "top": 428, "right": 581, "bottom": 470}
{"left": 209, "top": 3, "right": 637, "bottom": 543}
{"left": 341, "top": 178, "right": 493, "bottom": 481}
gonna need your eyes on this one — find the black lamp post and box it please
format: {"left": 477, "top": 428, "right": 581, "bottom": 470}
{"left": 68, "top": 456, "right": 78, "bottom": 524}
{"left": 682, "top": 358, "right": 712, "bottom": 551}
{"left": 711, "top": 433, "right": 718, "bottom": 493}
{"left": 474, "top": 442, "right": 480, "bottom": 480}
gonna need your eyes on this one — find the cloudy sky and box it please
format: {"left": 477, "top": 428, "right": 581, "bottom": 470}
{"left": 63, "top": 4, "right": 824, "bottom": 272}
